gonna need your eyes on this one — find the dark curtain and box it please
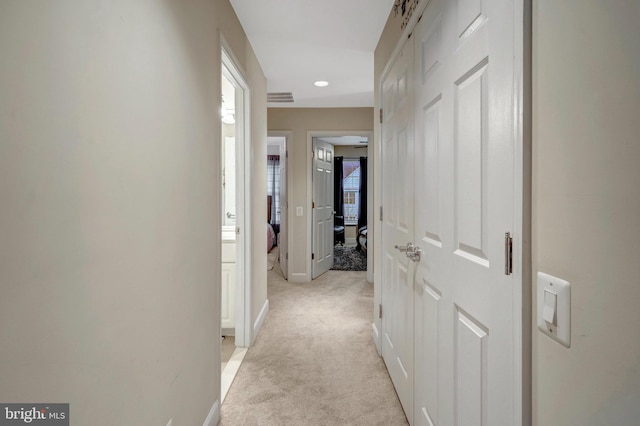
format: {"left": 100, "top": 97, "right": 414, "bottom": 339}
{"left": 267, "top": 155, "right": 280, "bottom": 233}
{"left": 334, "top": 156, "right": 344, "bottom": 217}
{"left": 357, "top": 156, "right": 368, "bottom": 231}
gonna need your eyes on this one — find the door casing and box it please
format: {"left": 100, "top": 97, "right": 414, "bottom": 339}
{"left": 221, "top": 40, "right": 252, "bottom": 348}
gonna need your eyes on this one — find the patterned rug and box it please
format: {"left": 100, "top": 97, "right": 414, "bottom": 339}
{"left": 331, "top": 245, "right": 367, "bottom": 271}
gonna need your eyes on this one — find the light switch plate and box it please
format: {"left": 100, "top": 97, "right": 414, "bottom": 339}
{"left": 537, "top": 272, "right": 571, "bottom": 347}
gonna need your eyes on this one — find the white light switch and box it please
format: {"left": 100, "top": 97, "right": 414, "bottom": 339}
{"left": 542, "top": 290, "right": 557, "bottom": 325}
{"left": 537, "top": 272, "right": 571, "bottom": 348}
{"left": 296, "top": 206, "right": 303, "bottom": 217}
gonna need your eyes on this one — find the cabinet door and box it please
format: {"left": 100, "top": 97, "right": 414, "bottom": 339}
{"left": 221, "top": 263, "right": 236, "bottom": 330}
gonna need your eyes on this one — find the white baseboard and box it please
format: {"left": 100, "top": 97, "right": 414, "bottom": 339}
{"left": 203, "top": 400, "right": 220, "bottom": 426}
{"left": 290, "top": 272, "right": 309, "bottom": 283}
{"left": 253, "top": 299, "right": 269, "bottom": 342}
{"left": 371, "top": 322, "right": 381, "bottom": 355}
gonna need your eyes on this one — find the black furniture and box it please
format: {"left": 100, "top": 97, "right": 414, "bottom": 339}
{"left": 334, "top": 215, "right": 345, "bottom": 245}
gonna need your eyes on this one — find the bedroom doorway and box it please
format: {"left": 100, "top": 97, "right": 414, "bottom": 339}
{"left": 307, "top": 132, "right": 373, "bottom": 281}
{"left": 267, "top": 134, "right": 289, "bottom": 279}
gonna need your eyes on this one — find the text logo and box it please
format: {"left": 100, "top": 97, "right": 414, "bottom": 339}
{"left": 1, "top": 404, "right": 68, "bottom": 426}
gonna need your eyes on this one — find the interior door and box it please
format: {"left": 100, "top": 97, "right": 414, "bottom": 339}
{"left": 311, "top": 139, "right": 334, "bottom": 279}
{"left": 411, "top": 0, "right": 522, "bottom": 424}
{"left": 278, "top": 140, "right": 288, "bottom": 279}
{"left": 380, "top": 38, "right": 415, "bottom": 422}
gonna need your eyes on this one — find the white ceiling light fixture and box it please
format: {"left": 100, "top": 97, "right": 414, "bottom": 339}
{"left": 314, "top": 80, "right": 329, "bottom": 87}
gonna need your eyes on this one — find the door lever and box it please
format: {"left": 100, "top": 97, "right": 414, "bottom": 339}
{"left": 395, "top": 242, "right": 422, "bottom": 262}
{"left": 395, "top": 242, "right": 414, "bottom": 252}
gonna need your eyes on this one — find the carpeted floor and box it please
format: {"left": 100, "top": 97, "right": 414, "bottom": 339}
{"left": 220, "top": 265, "right": 408, "bottom": 425}
{"left": 330, "top": 245, "right": 367, "bottom": 271}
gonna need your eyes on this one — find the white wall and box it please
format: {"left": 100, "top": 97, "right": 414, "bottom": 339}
{"left": 0, "top": 1, "right": 266, "bottom": 424}
{"left": 533, "top": 1, "right": 640, "bottom": 424}
{"left": 268, "top": 108, "right": 373, "bottom": 281}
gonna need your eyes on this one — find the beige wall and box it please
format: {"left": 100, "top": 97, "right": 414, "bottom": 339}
{"left": 335, "top": 145, "right": 368, "bottom": 159}
{"left": 533, "top": 1, "right": 640, "bottom": 424}
{"left": 268, "top": 108, "right": 373, "bottom": 280}
{"left": 0, "top": 1, "right": 266, "bottom": 425}
{"left": 375, "top": 0, "right": 640, "bottom": 424}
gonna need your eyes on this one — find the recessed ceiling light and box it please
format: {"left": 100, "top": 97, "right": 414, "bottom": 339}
{"left": 314, "top": 80, "right": 329, "bottom": 87}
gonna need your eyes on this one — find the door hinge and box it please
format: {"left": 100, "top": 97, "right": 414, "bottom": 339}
{"left": 312, "top": 201, "right": 315, "bottom": 209}
{"left": 505, "top": 232, "right": 513, "bottom": 275}
{"left": 286, "top": 253, "right": 288, "bottom": 260}
{"left": 236, "top": 226, "right": 240, "bottom": 235}
{"left": 312, "top": 253, "right": 315, "bottom": 260}
{"left": 379, "top": 304, "right": 383, "bottom": 319}
{"left": 380, "top": 109, "right": 383, "bottom": 123}
{"left": 379, "top": 206, "right": 383, "bottom": 221}
{"left": 286, "top": 150, "right": 288, "bottom": 158}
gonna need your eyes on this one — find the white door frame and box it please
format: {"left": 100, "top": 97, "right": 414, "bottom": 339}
{"left": 373, "top": 0, "right": 532, "bottom": 422}
{"left": 306, "top": 131, "right": 374, "bottom": 282}
{"left": 267, "top": 131, "right": 291, "bottom": 280}
{"left": 221, "top": 38, "right": 252, "bottom": 348}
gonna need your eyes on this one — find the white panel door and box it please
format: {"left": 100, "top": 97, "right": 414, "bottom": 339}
{"left": 411, "top": 0, "right": 522, "bottom": 424}
{"left": 381, "top": 38, "right": 415, "bottom": 422}
{"left": 311, "top": 139, "right": 334, "bottom": 279}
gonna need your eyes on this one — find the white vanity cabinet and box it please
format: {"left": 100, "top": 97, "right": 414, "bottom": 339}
{"left": 221, "top": 237, "right": 236, "bottom": 331}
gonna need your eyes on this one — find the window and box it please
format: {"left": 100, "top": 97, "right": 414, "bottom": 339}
{"left": 343, "top": 159, "right": 360, "bottom": 225}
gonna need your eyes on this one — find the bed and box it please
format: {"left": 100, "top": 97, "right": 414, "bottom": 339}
{"left": 357, "top": 226, "right": 367, "bottom": 253}
{"left": 267, "top": 223, "right": 276, "bottom": 252}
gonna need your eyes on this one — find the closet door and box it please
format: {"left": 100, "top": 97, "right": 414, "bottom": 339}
{"left": 411, "top": 0, "right": 524, "bottom": 424}
{"left": 380, "top": 38, "right": 416, "bottom": 422}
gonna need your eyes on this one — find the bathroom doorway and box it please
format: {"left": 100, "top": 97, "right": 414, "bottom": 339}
{"left": 220, "top": 46, "right": 250, "bottom": 403}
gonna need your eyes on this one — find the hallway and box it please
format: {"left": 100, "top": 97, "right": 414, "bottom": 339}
{"left": 220, "top": 266, "right": 408, "bottom": 425}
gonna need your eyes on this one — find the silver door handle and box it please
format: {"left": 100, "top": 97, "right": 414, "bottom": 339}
{"left": 395, "top": 242, "right": 414, "bottom": 252}
{"left": 395, "top": 243, "right": 422, "bottom": 262}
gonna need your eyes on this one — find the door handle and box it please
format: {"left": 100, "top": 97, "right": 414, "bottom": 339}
{"left": 395, "top": 242, "right": 414, "bottom": 252}
{"left": 394, "top": 242, "right": 422, "bottom": 262}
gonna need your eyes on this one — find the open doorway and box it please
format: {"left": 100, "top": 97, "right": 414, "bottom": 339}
{"left": 308, "top": 133, "right": 372, "bottom": 280}
{"left": 267, "top": 134, "right": 289, "bottom": 280}
{"left": 220, "top": 46, "right": 250, "bottom": 403}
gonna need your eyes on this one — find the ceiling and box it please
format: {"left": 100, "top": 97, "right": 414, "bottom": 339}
{"left": 229, "top": 0, "right": 395, "bottom": 108}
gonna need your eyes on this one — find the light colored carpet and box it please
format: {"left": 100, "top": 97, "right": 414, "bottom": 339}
{"left": 220, "top": 267, "right": 408, "bottom": 425}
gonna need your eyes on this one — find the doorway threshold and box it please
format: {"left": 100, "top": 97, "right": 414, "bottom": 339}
{"left": 221, "top": 347, "right": 248, "bottom": 404}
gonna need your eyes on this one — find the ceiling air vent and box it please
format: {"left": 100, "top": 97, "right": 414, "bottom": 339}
{"left": 267, "top": 92, "right": 294, "bottom": 103}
